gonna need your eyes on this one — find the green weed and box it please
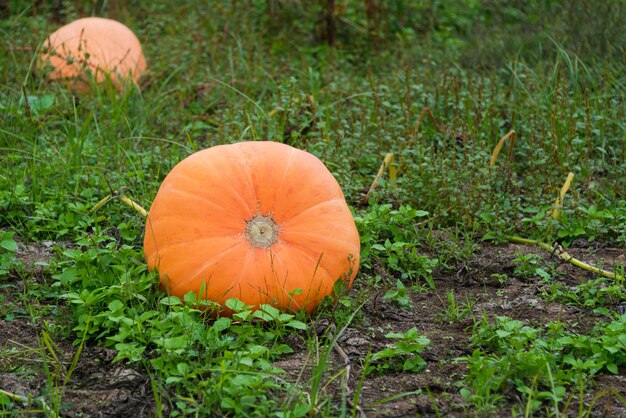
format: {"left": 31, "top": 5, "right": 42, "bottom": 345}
{"left": 437, "top": 290, "right": 475, "bottom": 324}
{"left": 459, "top": 314, "right": 626, "bottom": 414}
{"left": 367, "top": 327, "right": 430, "bottom": 375}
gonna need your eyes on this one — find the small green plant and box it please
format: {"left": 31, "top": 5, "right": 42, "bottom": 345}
{"left": 489, "top": 273, "right": 509, "bottom": 286}
{"left": 0, "top": 231, "right": 19, "bottom": 277}
{"left": 512, "top": 251, "right": 541, "bottom": 277}
{"left": 367, "top": 327, "right": 430, "bottom": 374}
{"left": 512, "top": 251, "right": 552, "bottom": 281}
{"left": 370, "top": 239, "right": 438, "bottom": 288}
{"left": 383, "top": 279, "right": 412, "bottom": 308}
{"left": 438, "top": 290, "right": 475, "bottom": 324}
{"left": 457, "top": 349, "right": 507, "bottom": 413}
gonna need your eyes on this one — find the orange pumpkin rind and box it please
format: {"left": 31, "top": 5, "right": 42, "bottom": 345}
{"left": 143, "top": 141, "right": 361, "bottom": 315}
{"left": 39, "top": 17, "right": 146, "bottom": 92}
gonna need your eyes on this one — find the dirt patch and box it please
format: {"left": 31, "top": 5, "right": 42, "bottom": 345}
{"left": 0, "top": 316, "right": 156, "bottom": 417}
{"left": 1, "top": 237, "right": 156, "bottom": 417}
{"left": 14, "top": 240, "right": 57, "bottom": 274}
{"left": 275, "top": 243, "right": 626, "bottom": 416}
{"left": 63, "top": 348, "right": 155, "bottom": 418}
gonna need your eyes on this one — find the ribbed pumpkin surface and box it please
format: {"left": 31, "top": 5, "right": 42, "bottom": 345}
{"left": 40, "top": 17, "right": 146, "bottom": 90}
{"left": 144, "top": 141, "right": 360, "bottom": 313}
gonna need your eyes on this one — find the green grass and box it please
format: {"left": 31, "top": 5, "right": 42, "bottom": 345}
{"left": 1, "top": 0, "right": 625, "bottom": 416}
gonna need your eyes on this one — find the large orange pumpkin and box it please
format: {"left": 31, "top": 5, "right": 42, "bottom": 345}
{"left": 39, "top": 17, "right": 146, "bottom": 91}
{"left": 143, "top": 141, "right": 360, "bottom": 314}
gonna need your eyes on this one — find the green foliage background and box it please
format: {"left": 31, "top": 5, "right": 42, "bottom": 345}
{"left": 1, "top": 0, "right": 625, "bottom": 416}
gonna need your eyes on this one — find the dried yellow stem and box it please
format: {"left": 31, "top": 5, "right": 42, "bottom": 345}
{"left": 506, "top": 235, "right": 623, "bottom": 281}
{"left": 489, "top": 130, "right": 516, "bottom": 167}
{"left": 120, "top": 196, "right": 148, "bottom": 218}
{"left": 365, "top": 152, "right": 395, "bottom": 200}
{"left": 91, "top": 194, "right": 113, "bottom": 212}
{"left": 552, "top": 172, "right": 575, "bottom": 220}
{"left": 0, "top": 388, "right": 52, "bottom": 414}
{"left": 91, "top": 193, "right": 148, "bottom": 218}
{"left": 0, "top": 388, "right": 27, "bottom": 403}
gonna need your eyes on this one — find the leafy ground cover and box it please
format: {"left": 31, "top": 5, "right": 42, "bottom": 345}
{"left": 1, "top": 1, "right": 625, "bottom": 416}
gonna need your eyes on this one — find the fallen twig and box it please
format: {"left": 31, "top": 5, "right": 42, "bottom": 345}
{"left": 0, "top": 388, "right": 52, "bottom": 414}
{"left": 506, "top": 235, "right": 623, "bottom": 281}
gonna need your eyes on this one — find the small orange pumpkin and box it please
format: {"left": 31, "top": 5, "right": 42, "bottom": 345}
{"left": 143, "top": 141, "right": 360, "bottom": 314}
{"left": 39, "top": 17, "right": 146, "bottom": 91}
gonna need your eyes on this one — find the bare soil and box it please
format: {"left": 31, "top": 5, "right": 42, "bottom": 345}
{"left": 277, "top": 243, "right": 626, "bottom": 417}
{"left": 1, "top": 318, "right": 155, "bottom": 417}
{"left": 2, "top": 240, "right": 625, "bottom": 416}
{"left": 1, "top": 240, "right": 155, "bottom": 416}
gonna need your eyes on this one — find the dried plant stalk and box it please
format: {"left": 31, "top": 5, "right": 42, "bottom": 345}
{"left": 365, "top": 152, "right": 395, "bottom": 201}
{"left": 489, "top": 130, "right": 516, "bottom": 167}
{"left": 92, "top": 192, "right": 148, "bottom": 218}
{"left": 552, "top": 172, "right": 575, "bottom": 220}
{"left": 506, "top": 235, "right": 623, "bottom": 281}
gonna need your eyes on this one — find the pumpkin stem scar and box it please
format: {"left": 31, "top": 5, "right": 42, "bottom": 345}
{"left": 245, "top": 214, "right": 279, "bottom": 248}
